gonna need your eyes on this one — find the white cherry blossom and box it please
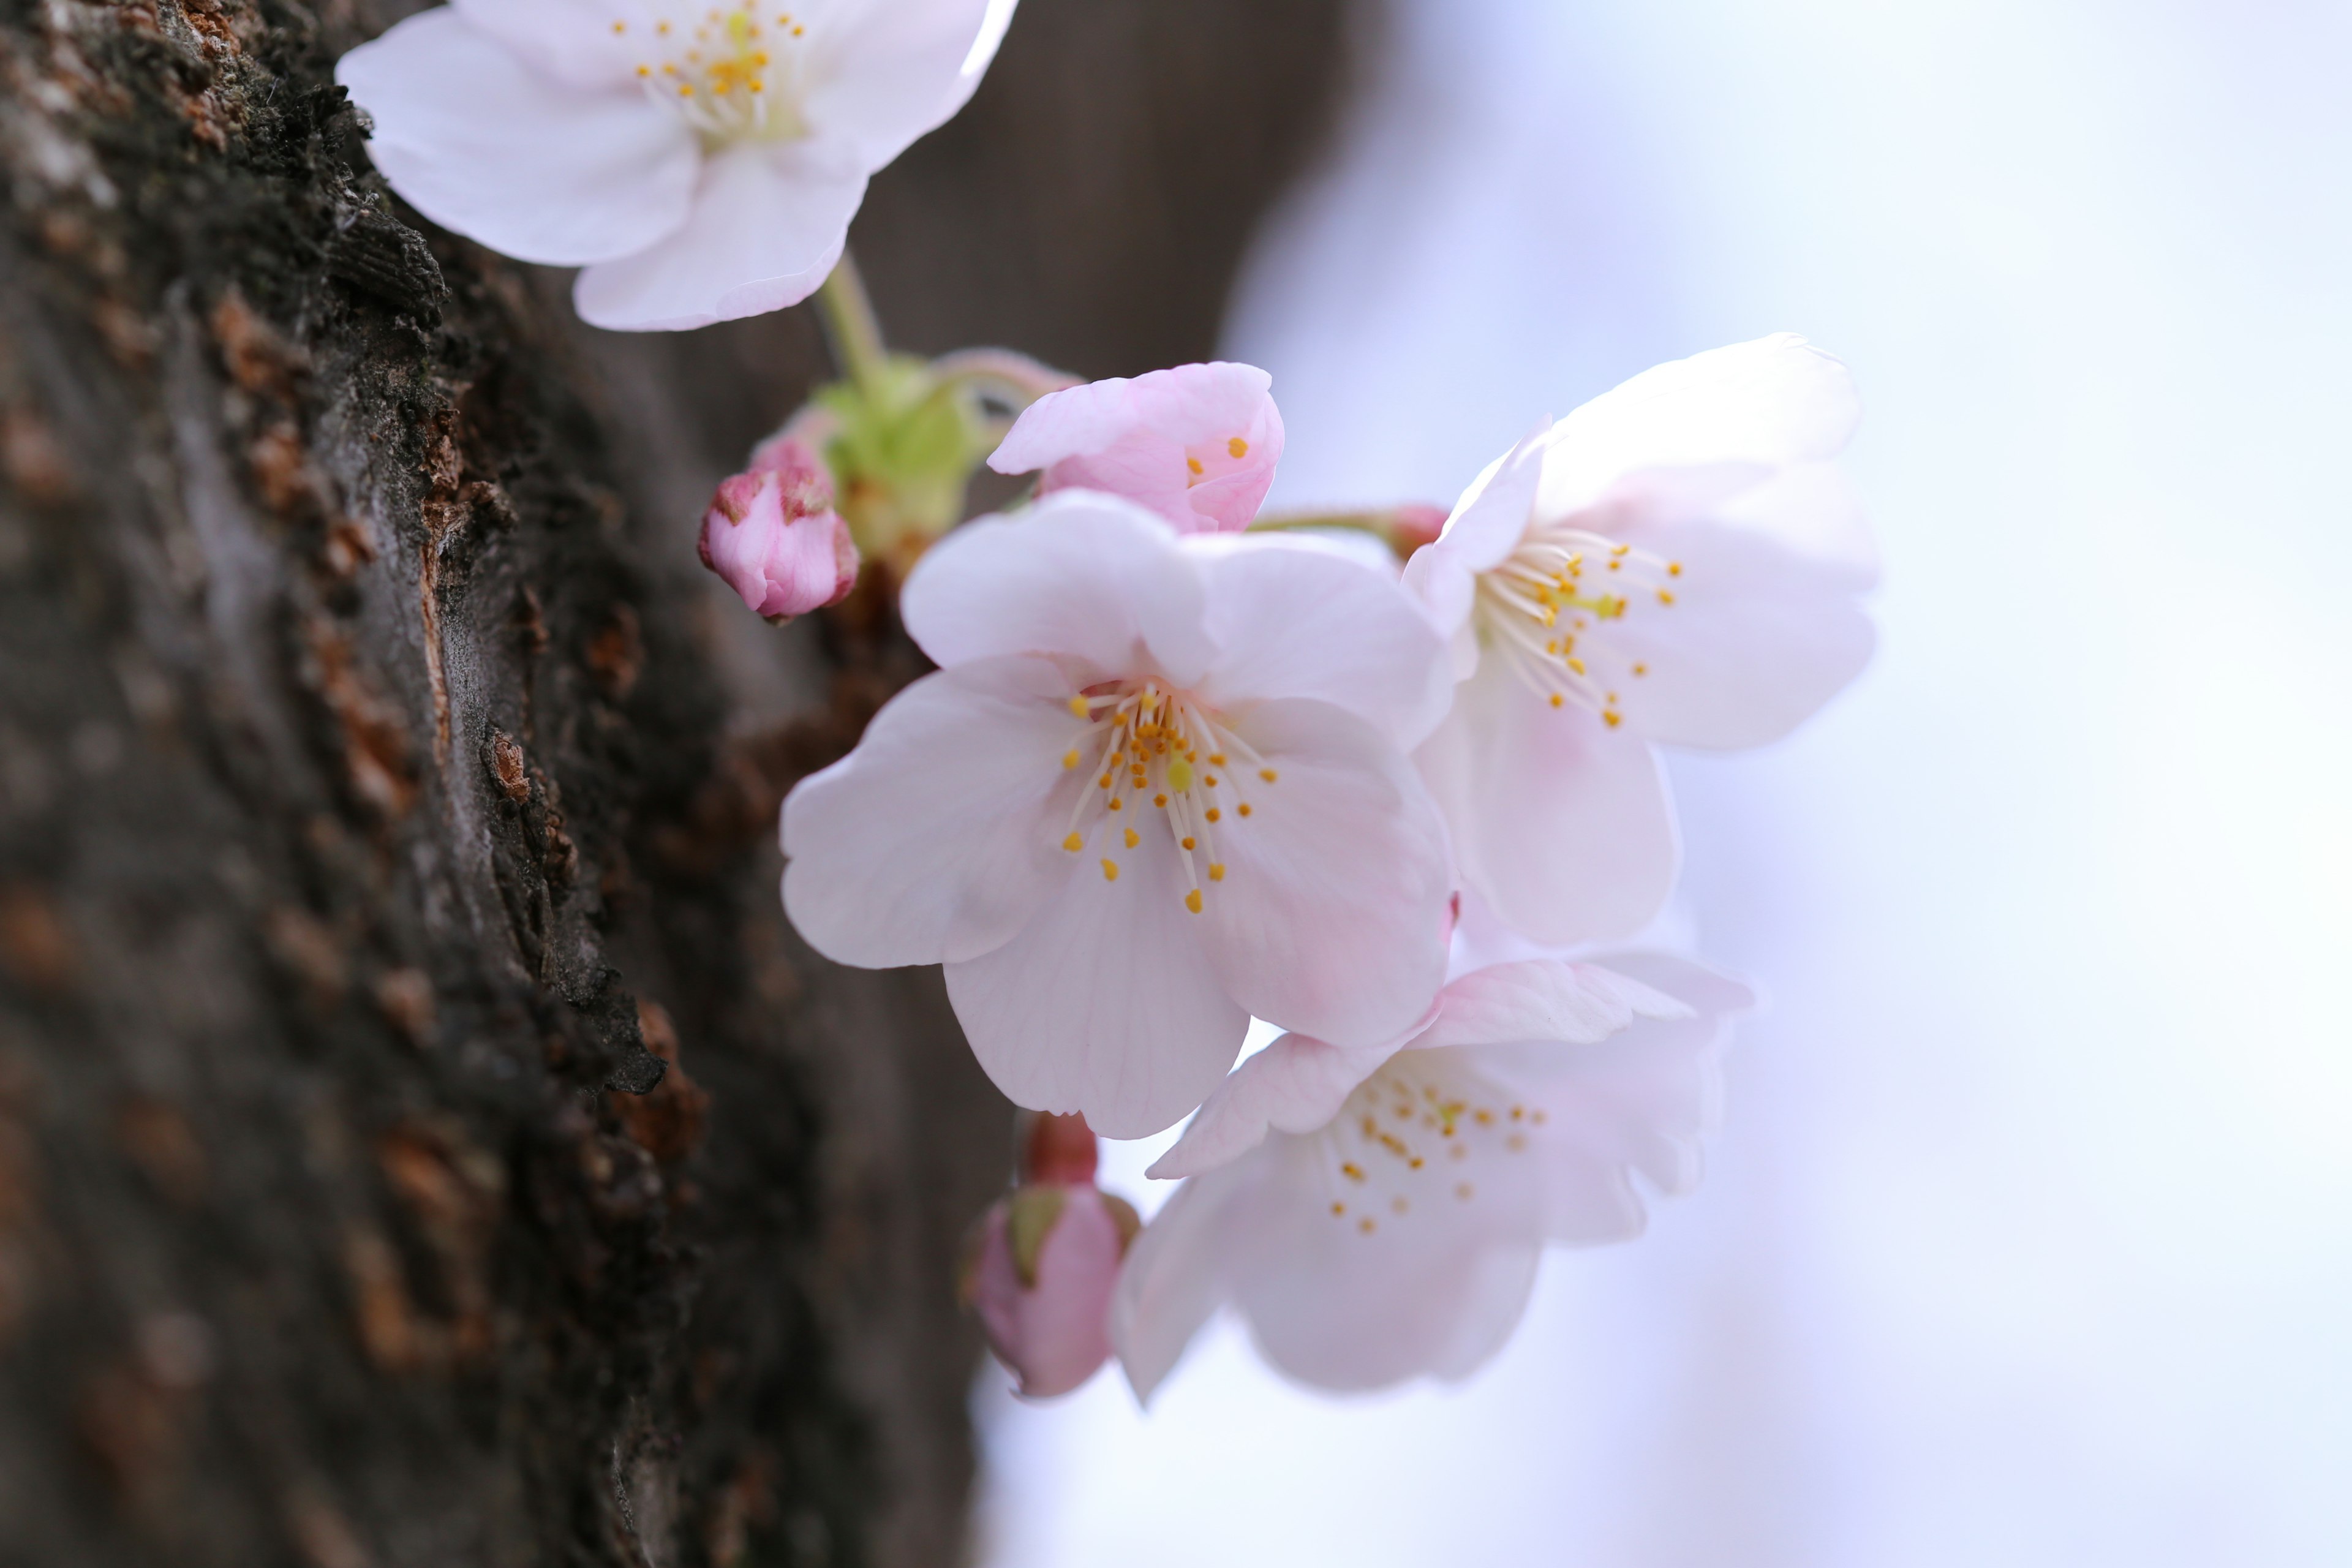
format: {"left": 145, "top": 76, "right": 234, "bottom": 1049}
{"left": 780, "top": 491, "right": 1456, "bottom": 1137}
{"left": 1404, "top": 335, "right": 1878, "bottom": 946}
{"left": 336, "top": 0, "right": 1017, "bottom": 330}
{"left": 1112, "top": 953, "right": 1751, "bottom": 1397}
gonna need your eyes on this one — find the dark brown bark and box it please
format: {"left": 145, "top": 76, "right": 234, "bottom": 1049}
{"left": 0, "top": 2, "right": 1349, "bottom": 1564}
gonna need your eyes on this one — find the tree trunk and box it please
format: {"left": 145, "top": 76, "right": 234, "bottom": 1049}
{"left": 0, "top": 2, "right": 1348, "bottom": 1563}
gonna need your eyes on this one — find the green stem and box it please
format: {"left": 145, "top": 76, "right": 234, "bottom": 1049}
{"left": 815, "top": 252, "right": 888, "bottom": 396}
{"left": 1247, "top": 508, "right": 1404, "bottom": 537}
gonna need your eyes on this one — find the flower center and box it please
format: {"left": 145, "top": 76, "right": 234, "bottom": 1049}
{"left": 1054, "top": 680, "right": 1277, "bottom": 913}
{"left": 1183, "top": 435, "right": 1253, "bottom": 489}
{"left": 621, "top": 6, "right": 815, "bottom": 146}
{"left": 1317, "top": 1057, "right": 1544, "bottom": 1235}
{"left": 1473, "top": 518, "right": 1681, "bottom": 727}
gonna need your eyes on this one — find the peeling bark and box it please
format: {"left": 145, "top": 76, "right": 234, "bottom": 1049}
{"left": 0, "top": 0, "right": 1349, "bottom": 1564}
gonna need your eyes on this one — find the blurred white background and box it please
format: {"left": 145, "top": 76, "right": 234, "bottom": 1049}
{"left": 975, "top": 1, "right": 2352, "bottom": 1562}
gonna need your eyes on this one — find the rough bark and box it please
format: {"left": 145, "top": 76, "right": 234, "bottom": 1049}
{"left": 0, "top": 1, "right": 1349, "bottom": 1564}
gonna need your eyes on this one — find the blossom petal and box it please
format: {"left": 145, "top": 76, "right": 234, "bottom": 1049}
{"left": 1595, "top": 518, "right": 1875, "bottom": 749}
{"left": 800, "top": 0, "right": 1017, "bottom": 171}
{"left": 990, "top": 363, "right": 1283, "bottom": 535}
{"left": 780, "top": 655, "right": 1084, "bottom": 968}
{"left": 1229, "top": 1134, "right": 1542, "bottom": 1392}
{"left": 573, "top": 141, "right": 865, "bottom": 331}
{"left": 1110, "top": 1156, "right": 1259, "bottom": 1404}
{"left": 899, "top": 492, "right": 1215, "bottom": 685}
{"left": 1146, "top": 1029, "right": 1408, "bottom": 1181}
{"left": 449, "top": 0, "right": 643, "bottom": 89}
{"left": 1464, "top": 954, "right": 1751, "bottom": 1240}
{"left": 1416, "top": 669, "right": 1679, "bottom": 948}
{"left": 1193, "top": 534, "right": 1452, "bottom": 747}
{"left": 944, "top": 824, "right": 1249, "bottom": 1138}
{"left": 1714, "top": 459, "right": 1880, "bottom": 587}
{"left": 1415, "top": 958, "right": 1691, "bottom": 1050}
{"left": 1195, "top": 699, "right": 1452, "bottom": 1050}
{"left": 1538, "top": 334, "right": 1861, "bottom": 517}
{"left": 1402, "top": 419, "right": 1551, "bottom": 641}
{"left": 337, "top": 10, "right": 698, "bottom": 267}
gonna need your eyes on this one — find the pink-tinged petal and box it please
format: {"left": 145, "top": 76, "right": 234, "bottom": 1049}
{"left": 1713, "top": 459, "right": 1879, "bottom": 588}
{"left": 1415, "top": 958, "right": 1690, "bottom": 1051}
{"left": 1110, "top": 1156, "right": 1260, "bottom": 1404}
{"left": 1467, "top": 954, "right": 1750, "bottom": 1239}
{"left": 800, "top": 0, "right": 1018, "bottom": 171}
{"left": 573, "top": 142, "right": 866, "bottom": 331}
{"left": 1417, "top": 669, "right": 1679, "bottom": 948}
{"left": 781, "top": 655, "right": 1086, "bottom": 968}
{"left": 944, "top": 823, "right": 1249, "bottom": 1139}
{"left": 698, "top": 441, "right": 858, "bottom": 620}
{"left": 1196, "top": 699, "right": 1452, "bottom": 1051}
{"left": 1538, "top": 334, "right": 1861, "bottom": 517}
{"left": 1228, "top": 1135, "right": 1542, "bottom": 1392}
{"left": 1585, "top": 518, "right": 1875, "bottom": 749}
{"left": 1147, "top": 1028, "right": 1411, "bottom": 1181}
{"left": 1193, "top": 534, "right": 1452, "bottom": 748}
{"left": 989, "top": 363, "right": 1283, "bottom": 535}
{"left": 337, "top": 10, "right": 697, "bottom": 267}
{"left": 899, "top": 492, "right": 1215, "bottom": 686}
{"left": 449, "top": 0, "right": 646, "bottom": 89}
{"left": 968, "top": 1185, "right": 1127, "bottom": 1398}
{"left": 1408, "top": 419, "right": 1551, "bottom": 592}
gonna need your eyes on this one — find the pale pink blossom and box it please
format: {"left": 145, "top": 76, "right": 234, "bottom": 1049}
{"left": 1112, "top": 954, "right": 1751, "bottom": 1397}
{"left": 698, "top": 434, "right": 858, "bottom": 620}
{"left": 780, "top": 492, "right": 1454, "bottom": 1136}
{"left": 962, "top": 1113, "right": 1139, "bottom": 1398}
{"left": 1404, "top": 336, "right": 1878, "bottom": 946}
{"left": 336, "top": 0, "right": 1019, "bottom": 331}
{"left": 987, "top": 363, "right": 1284, "bottom": 534}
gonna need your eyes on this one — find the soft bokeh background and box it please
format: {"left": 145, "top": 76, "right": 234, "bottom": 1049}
{"left": 974, "top": 1, "right": 2352, "bottom": 1562}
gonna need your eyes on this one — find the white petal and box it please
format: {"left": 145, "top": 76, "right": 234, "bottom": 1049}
{"left": 780, "top": 655, "right": 1083, "bottom": 968}
{"left": 1147, "top": 1028, "right": 1409, "bottom": 1181}
{"left": 944, "top": 824, "right": 1248, "bottom": 1139}
{"left": 1193, "top": 533, "right": 1453, "bottom": 747}
{"left": 450, "top": 0, "right": 643, "bottom": 89}
{"left": 573, "top": 142, "right": 865, "bottom": 331}
{"left": 337, "top": 10, "right": 697, "bottom": 266}
{"left": 1229, "top": 1135, "right": 1542, "bottom": 1392}
{"left": 899, "top": 493, "right": 1216, "bottom": 685}
{"left": 1539, "top": 334, "right": 1861, "bottom": 516}
{"left": 1415, "top": 958, "right": 1691, "bottom": 1051}
{"left": 1406, "top": 418, "right": 1551, "bottom": 596}
{"left": 1196, "top": 699, "right": 1452, "bottom": 1050}
{"left": 1109, "top": 1156, "right": 1259, "bottom": 1404}
{"left": 799, "top": 0, "right": 1013, "bottom": 169}
{"left": 1714, "top": 459, "right": 1879, "bottom": 587}
{"left": 1416, "top": 669, "right": 1679, "bottom": 948}
{"left": 1597, "top": 517, "right": 1876, "bottom": 749}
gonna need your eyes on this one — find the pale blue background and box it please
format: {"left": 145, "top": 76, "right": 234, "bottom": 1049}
{"left": 978, "top": 2, "right": 2352, "bottom": 1562}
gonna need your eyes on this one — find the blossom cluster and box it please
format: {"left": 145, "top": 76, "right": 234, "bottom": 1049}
{"left": 335, "top": 0, "right": 1874, "bottom": 1403}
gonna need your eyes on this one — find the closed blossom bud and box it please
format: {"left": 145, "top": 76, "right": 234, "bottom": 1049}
{"left": 697, "top": 435, "right": 859, "bottom": 622}
{"left": 961, "top": 1114, "right": 1142, "bottom": 1398}
{"left": 1387, "top": 502, "right": 1452, "bottom": 556}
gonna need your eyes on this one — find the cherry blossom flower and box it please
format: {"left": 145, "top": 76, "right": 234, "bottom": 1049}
{"left": 962, "top": 1113, "right": 1139, "bottom": 1398}
{"left": 780, "top": 491, "right": 1455, "bottom": 1137}
{"left": 336, "top": 0, "right": 1019, "bottom": 330}
{"left": 698, "top": 432, "right": 858, "bottom": 619}
{"left": 1111, "top": 954, "right": 1751, "bottom": 1397}
{"left": 987, "top": 363, "right": 1285, "bottom": 534}
{"left": 1404, "top": 336, "right": 1879, "bottom": 946}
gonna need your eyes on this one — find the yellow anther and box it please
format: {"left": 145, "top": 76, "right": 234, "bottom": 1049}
{"left": 658, "top": 19, "right": 671, "bottom": 32}
{"left": 1062, "top": 832, "right": 1082, "bottom": 852}
{"left": 1358, "top": 1217, "right": 1376, "bottom": 1234}
{"left": 1184, "top": 889, "right": 1203, "bottom": 914}
{"left": 612, "top": 19, "right": 627, "bottom": 32}
{"left": 791, "top": 21, "right": 803, "bottom": 32}
{"left": 1228, "top": 437, "right": 1249, "bottom": 459}
{"left": 1101, "top": 859, "right": 1120, "bottom": 881}
{"left": 1607, "top": 559, "right": 1622, "bottom": 571}
{"left": 1259, "top": 768, "right": 1277, "bottom": 783}
{"left": 1391, "top": 1197, "right": 1409, "bottom": 1215}
{"left": 1604, "top": 710, "right": 1623, "bottom": 728}
{"left": 1203, "top": 775, "right": 1218, "bottom": 788}
{"left": 1208, "top": 753, "right": 1227, "bottom": 766}
{"left": 1611, "top": 543, "right": 1630, "bottom": 556}
{"left": 1656, "top": 589, "right": 1675, "bottom": 605}
{"left": 1510, "top": 1106, "right": 1524, "bottom": 1120}
{"left": 636, "top": 64, "right": 651, "bottom": 75}
{"left": 1408, "top": 1156, "right": 1424, "bottom": 1169}
{"left": 1204, "top": 807, "right": 1220, "bottom": 823}
{"left": 1237, "top": 803, "right": 1252, "bottom": 818}
{"left": 1668, "top": 561, "right": 1683, "bottom": 576}
{"left": 679, "top": 83, "right": 695, "bottom": 96}
{"left": 1455, "top": 1183, "right": 1474, "bottom": 1200}
{"left": 1098, "top": 774, "right": 1113, "bottom": 789}
{"left": 1109, "top": 797, "right": 1123, "bottom": 811}
{"left": 1331, "top": 1201, "right": 1346, "bottom": 1216}
{"left": 749, "top": 79, "right": 763, "bottom": 91}
{"left": 1474, "top": 1109, "right": 1494, "bottom": 1125}
{"left": 1068, "top": 695, "right": 1090, "bottom": 717}
{"left": 1180, "top": 837, "right": 1196, "bottom": 851}
{"left": 1568, "top": 658, "right": 1586, "bottom": 675}
{"left": 1341, "top": 1162, "right": 1365, "bottom": 1182}
{"left": 1124, "top": 827, "right": 1139, "bottom": 849}
{"left": 1151, "top": 793, "right": 1166, "bottom": 808}
{"left": 1548, "top": 693, "right": 1564, "bottom": 708}
{"left": 1063, "top": 750, "right": 1080, "bottom": 769}
{"left": 1186, "top": 457, "right": 1204, "bottom": 476}
{"left": 1207, "top": 862, "right": 1225, "bottom": 881}
{"left": 1632, "top": 662, "right": 1648, "bottom": 676}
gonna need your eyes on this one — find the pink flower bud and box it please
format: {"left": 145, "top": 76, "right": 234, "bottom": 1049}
{"left": 697, "top": 435, "right": 858, "bottom": 622}
{"left": 987, "top": 361, "right": 1284, "bottom": 535}
{"left": 1388, "top": 502, "right": 1452, "bottom": 556}
{"left": 964, "top": 1184, "right": 1141, "bottom": 1398}
{"left": 1017, "top": 1110, "right": 1098, "bottom": 1186}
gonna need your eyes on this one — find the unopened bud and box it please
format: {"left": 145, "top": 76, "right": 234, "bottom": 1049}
{"left": 697, "top": 435, "right": 859, "bottom": 622}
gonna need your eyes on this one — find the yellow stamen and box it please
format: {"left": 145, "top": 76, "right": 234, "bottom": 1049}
{"left": 1063, "top": 750, "right": 1079, "bottom": 769}
{"left": 1101, "top": 859, "right": 1120, "bottom": 882}
{"left": 1259, "top": 768, "right": 1278, "bottom": 783}
{"left": 1237, "top": 803, "right": 1252, "bottom": 818}
{"left": 1186, "top": 457, "right": 1204, "bottom": 476}
{"left": 1184, "top": 889, "right": 1203, "bottom": 914}
{"left": 1062, "top": 832, "right": 1082, "bottom": 852}
{"left": 1228, "top": 437, "right": 1249, "bottom": 458}
{"left": 1124, "top": 827, "right": 1139, "bottom": 849}
{"left": 1068, "top": 695, "right": 1090, "bottom": 717}
{"left": 1204, "top": 807, "right": 1220, "bottom": 823}
{"left": 1207, "top": 863, "right": 1225, "bottom": 881}
{"left": 1604, "top": 710, "right": 1622, "bottom": 728}
{"left": 1549, "top": 693, "right": 1564, "bottom": 708}
{"left": 1180, "top": 836, "right": 1196, "bottom": 851}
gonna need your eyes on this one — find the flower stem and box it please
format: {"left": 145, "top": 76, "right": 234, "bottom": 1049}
{"left": 815, "top": 252, "right": 888, "bottom": 396}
